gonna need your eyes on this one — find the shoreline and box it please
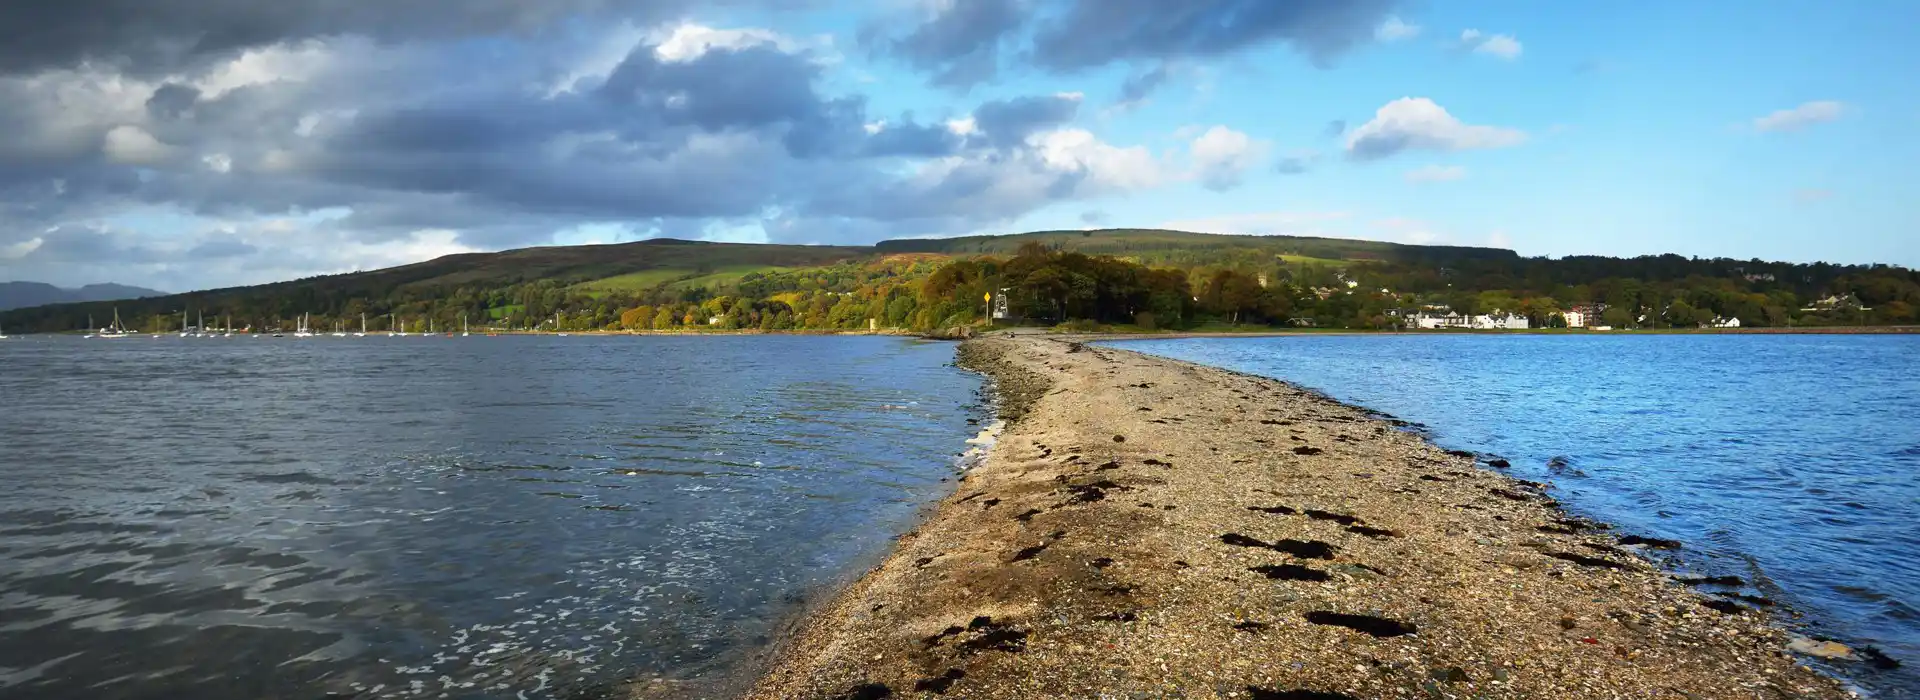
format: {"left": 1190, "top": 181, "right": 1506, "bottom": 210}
{"left": 11, "top": 324, "right": 1918, "bottom": 339}
{"left": 744, "top": 334, "right": 1855, "bottom": 698}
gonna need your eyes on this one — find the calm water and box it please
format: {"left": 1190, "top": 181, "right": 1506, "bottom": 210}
{"left": 0, "top": 335, "right": 984, "bottom": 699}
{"left": 1121, "top": 334, "right": 1919, "bottom": 695}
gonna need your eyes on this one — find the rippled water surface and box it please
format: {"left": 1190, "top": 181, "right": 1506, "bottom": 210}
{"left": 0, "top": 335, "right": 982, "bottom": 699}
{"left": 1121, "top": 334, "right": 1919, "bottom": 695}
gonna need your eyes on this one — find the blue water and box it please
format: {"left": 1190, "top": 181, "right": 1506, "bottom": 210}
{"left": 0, "top": 335, "right": 985, "bottom": 700}
{"left": 1118, "top": 334, "right": 1919, "bottom": 694}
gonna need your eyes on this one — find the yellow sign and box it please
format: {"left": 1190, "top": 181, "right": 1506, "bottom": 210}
{"left": 984, "top": 293, "right": 991, "bottom": 302}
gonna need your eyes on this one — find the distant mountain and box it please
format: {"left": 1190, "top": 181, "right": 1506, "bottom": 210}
{"left": 0, "top": 281, "right": 167, "bottom": 312}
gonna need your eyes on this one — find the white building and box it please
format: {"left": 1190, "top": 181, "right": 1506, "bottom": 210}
{"left": 1408, "top": 311, "right": 1530, "bottom": 330}
{"left": 1704, "top": 316, "right": 1742, "bottom": 328}
{"left": 1561, "top": 309, "right": 1585, "bottom": 328}
{"left": 1474, "top": 313, "right": 1531, "bottom": 330}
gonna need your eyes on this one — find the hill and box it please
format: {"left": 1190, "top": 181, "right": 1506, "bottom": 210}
{"left": 0, "top": 281, "right": 167, "bottom": 312}
{"left": 0, "top": 229, "right": 1913, "bottom": 333}
{"left": 874, "top": 228, "right": 1517, "bottom": 266}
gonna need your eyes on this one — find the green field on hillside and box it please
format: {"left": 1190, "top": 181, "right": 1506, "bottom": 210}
{"left": 1277, "top": 254, "right": 1354, "bottom": 266}
{"left": 572, "top": 264, "right": 803, "bottom": 294}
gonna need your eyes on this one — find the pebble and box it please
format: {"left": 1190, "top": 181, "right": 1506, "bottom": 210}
{"left": 1787, "top": 636, "right": 1856, "bottom": 660}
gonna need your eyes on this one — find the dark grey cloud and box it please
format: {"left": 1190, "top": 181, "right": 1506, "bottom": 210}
{"left": 1322, "top": 119, "right": 1346, "bottom": 138}
{"left": 1, "top": 1, "right": 1207, "bottom": 290}
{"left": 872, "top": 0, "right": 1027, "bottom": 88}
{"left": 1, "top": 16, "right": 1148, "bottom": 290}
{"left": 0, "top": 0, "right": 806, "bottom": 77}
{"left": 1030, "top": 0, "right": 1398, "bottom": 70}
{"left": 1079, "top": 209, "right": 1109, "bottom": 225}
{"left": 875, "top": 0, "right": 1400, "bottom": 88}
{"left": 145, "top": 83, "right": 201, "bottom": 120}
{"left": 972, "top": 94, "right": 1080, "bottom": 147}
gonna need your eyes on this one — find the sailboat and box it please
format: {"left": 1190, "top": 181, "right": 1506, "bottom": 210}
{"left": 0, "top": 319, "right": 9, "bottom": 339}
{"left": 223, "top": 314, "right": 233, "bottom": 338}
{"left": 355, "top": 313, "right": 367, "bottom": 337}
{"left": 97, "top": 308, "right": 132, "bottom": 339}
{"left": 388, "top": 314, "right": 403, "bottom": 337}
{"left": 462, "top": 315, "right": 470, "bottom": 337}
{"left": 331, "top": 319, "right": 346, "bottom": 337}
{"left": 554, "top": 312, "right": 569, "bottom": 337}
{"left": 294, "top": 313, "right": 315, "bottom": 338}
{"left": 178, "top": 309, "right": 191, "bottom": 337}
{"left": 426, "top": 318, "right": 435, "bottom": 337}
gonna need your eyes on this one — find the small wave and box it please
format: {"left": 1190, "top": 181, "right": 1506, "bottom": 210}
{"left": 242, "top": 471, "right": 352, "bottom": 486}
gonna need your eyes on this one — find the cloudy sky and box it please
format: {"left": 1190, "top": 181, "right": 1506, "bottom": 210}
{"left": 1, "top": 1, "right": 1914, "bottom": 292}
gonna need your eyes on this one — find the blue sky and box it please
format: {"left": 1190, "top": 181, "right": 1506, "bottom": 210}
{"left": 0, "top": 0, "right": 1914, "bottom": 291}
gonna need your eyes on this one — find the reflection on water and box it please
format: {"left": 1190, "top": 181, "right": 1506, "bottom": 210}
{"left": 1122, "top": 334, "right": 1920, "bottom": 696}
{"left": 0, "top": 335, "right": 982, "bottom": 699}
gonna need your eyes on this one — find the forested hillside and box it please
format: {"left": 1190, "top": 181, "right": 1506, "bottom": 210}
{"left": 2, "top": 229, "right": 1914, "bottom": 333}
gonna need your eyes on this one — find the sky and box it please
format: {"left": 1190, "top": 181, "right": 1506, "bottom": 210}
{"left": 1, "top": 0, "right": 1915, "bottom": 292}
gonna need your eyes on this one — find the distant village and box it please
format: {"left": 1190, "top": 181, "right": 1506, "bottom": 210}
{"left": 1292, "top": 273, "right": 1750, "bottom": 331}
{"left": 1384, "top": 304, "right": 1741, "bottom": 331}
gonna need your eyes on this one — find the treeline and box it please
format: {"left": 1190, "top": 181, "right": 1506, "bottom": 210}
{"left": 4, "top": 240, "right": 1917, "bottom": 333}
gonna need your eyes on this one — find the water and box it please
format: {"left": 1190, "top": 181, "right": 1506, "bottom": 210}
{"left": 0, "top": 335, "right": 985, "bottom": 699}
{"left": 1118, "top": 334, "right": 1919, "bottom": 695}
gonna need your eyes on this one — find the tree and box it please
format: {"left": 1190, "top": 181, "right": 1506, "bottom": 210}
{"left": 620, "top": 306, "right": 654, "bottom": 330}
{"left": 1600, "top": 306, "right": 1633, "bottom": 328}
{"left": 653, "top": 308, "right": 677, "bottom": 329}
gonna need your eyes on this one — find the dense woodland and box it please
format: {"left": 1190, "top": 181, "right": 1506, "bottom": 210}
{"left": 3, "top": 231, "right": 1916, "bottom": 333}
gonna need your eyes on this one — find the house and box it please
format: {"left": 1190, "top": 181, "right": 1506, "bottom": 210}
{"left": 1561, "top": 303, "right": 1607, "bottom": 328}
{"left": 1704, "top": 316, "right": 1742, "bottom": 328}
{"left": 1410, "top": 311, "right": 1467, "bottom": 329}
{"left": 1474, "top": 313, "right": 1531, "bottom": 330}
{"left": 1407, "top": 310, "right": 1530, "bottom": 330}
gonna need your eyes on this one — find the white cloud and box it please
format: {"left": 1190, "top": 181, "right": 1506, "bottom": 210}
{"left": 654, "top": 24, "right": 794, "bottom": 62}
{"left": 546, "top": 22, "right": 825, "bottom": 96}
{"left": 1403, "top": 164, "right": 1465, "bottom": 183}
{"left": 1488, "top": 229, "right": 1513, "bottom": 248}
{"left": 1475, "top": 35, "right": 1522, "bottom": 59}
{"left": 102, "top": 125, "right": 175, "bottom": 165}
{"left": 191, "top": 39, "right": 338, "bottom": 98}
{"left": 1460, "top": 29, "right": 1522, "bottom": 60}
{"left": 1030, "top": 128, "right": 1166, "bottom": 191}
{"left": 1752, "top": 101, "right": 1845, "bottom": 133}
{"left": 1376, "top": 16, "right": 1421, "bottom": 42}
{"left": 0, "top": 237, "right": 43, "bottom": 260}
{"left": 1188, "top": 125, "right": 1269, "bottom": 191}
{"left": 946, "top": 116, "right": 978, "bottom": 136}
{"left": 1373, "top": 216, "right": 1445, "bottom": 245}
{"left": 201, "top": 153, "right": 233, "bottom": 173}
{"left": 1346, "top": 97, "right": 1525, "bottom": 160}
{"left": 1158, "top": 211, "right": 1351, "bottom": 237}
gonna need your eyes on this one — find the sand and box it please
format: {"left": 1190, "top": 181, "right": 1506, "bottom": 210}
{"left": 742, "top": 334, "right": 1855, "bottom": 699}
